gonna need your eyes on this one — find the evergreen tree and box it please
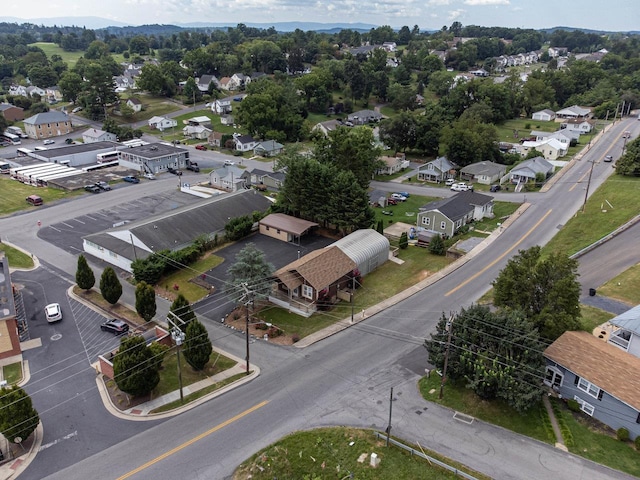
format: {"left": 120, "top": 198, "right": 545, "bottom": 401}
{"left": 399, "top": 231, "right": 408, "bottom": 249}
{"left": 169, "top": 293, "right": 196, "bottom": 332}
{"left": 226, "top": 244, "right": 275, "bottom": 303}
{"left": 75, "top": 254, "right": 95, "bottom": 290}
{"left": 183, "top": 320, "right": 212, "bottom": 371}
{"left": 100, "top": 266, "right": 122, "bottom": 305}
{"left": 135, "top": 281, "right": 157, "bottom": 322}
{"left": 376, "top": 219, "right": 384, "bottom": 234}
{"left": 429, "top": 234, "right": 446, "bottom": 256}
{"left": 113, "top": 336, "right": 160, "bottom": 397}
{"left": 0, "top": 386, "right": 39, "bottom": 443}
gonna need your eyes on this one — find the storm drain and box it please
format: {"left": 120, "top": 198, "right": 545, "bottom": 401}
{"left": 453, "top": 412, "right": 474, "bottom": 424}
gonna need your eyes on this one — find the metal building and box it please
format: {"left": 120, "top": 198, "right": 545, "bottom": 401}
{"left": 331, "top": 229, "right": 390, "bottom": 277}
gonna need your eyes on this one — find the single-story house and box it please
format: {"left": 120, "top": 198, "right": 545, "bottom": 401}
{"left": 312, "top": 119, "right": 343, "bottom": 136}
{"left": 555, "top": 105, "right": 592, "bottom": 120}
{"left": 148, "top": 116, "right": 177, "bottom": 131}
{"left": 544, "top": 331, "right": 640, "bottom": 440}
{"left": 197, "top": 75, "right": 218, "bottom": 92}
{"left": 509, "top": 156, "right": 554, "bottom": 184}
{"left": 607, "top": 304, "right": 640, "bottom": 357}
{"left": 532, "top": 109, "right": 556, "bottom": 122}
{"left": 182, "top": 125, "right": 212, "bottom": 140}
{"left": 220, "top": 114, "right": 234, "bottom": 125}
{"left": 209, "top": 165, "right": 245, "bottom": 191}
{"left": 416, "top": 191, "right": 494, "bottom": 238}
{"left": 417, "top": 156, "right": 457, "bottom": 183}
{"left": 0, "top": 103, "right": 24, "bottom": 122}
{"left": 234, "top": 134, "right": 257, "bottom": 152}
{"left": 241, "top": 168, "right": 286, "bottom": 190}
{"left": 23, "top": 111, "right": 72, "bottom": 140}
{"left": 460, "top": 161, "right": 506, "bottom": 185}
{"left": 259, "top": 213, "right": 318, "bottom": 244}
{"left": 561, "top": 119, "right": 593, "bottom": 135}
{"left": 126, "top": 97, "right": 143, "bottom": 113}
{"left": 347, "top": 109, "right": 383, "bottom": 125}
{"left": 187, "top": 116, "right": 212, "bottom": 127}
{"left": 82, "top": 128, "right": 117, "bottom": 144}
{"left": 254, "top": 140, "right": 284, "bottom": 157}
{"left": 83, "top": 189, "right": 272, "bottom": 272}
{"left": 520, "top": 138, "right": 567, "bottom": 160}
{"left": 530, "top": 130, "right": 577, "bottom": 145}
{"left": 376, "top": 153, "right": 409, "bottom": 175}
{"left": 208, "top": 131, "right": 224, "bottom": 148}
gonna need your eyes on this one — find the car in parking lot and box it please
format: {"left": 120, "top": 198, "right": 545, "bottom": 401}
{"left": 95, "top": 181, "right": 111, "bottom": 191}
{"left": 489, "top": 184, "right": 502, "bottom": 192}
{"left": 390, "top": 193, "right": 407, "bottom": 201}
{"left": 43, "top": 139, "right": 55, "bottom": 145}
{"left": 604, "top": 155, "right": 613, "bottom": 162}
{"left": 445, "top": 178, "right": 456, "bottom": 186}
{"left": 142, "top": 173, "right": 156, "bottom": 180}
{"left": 101, "top": 319, "right": 130, "bottom": 335}
{"left": 84, "top": 184, "right": 101, "bottom": 193}
{"left": 122, "top": 175, "right": 140, "bottom": 183}
{"left": 45, "top": 303, "right": 62, "bottom": 323}
{"left": 167, "top": 166, "right": 182, "bottom": 175}
{"left": 450, "top": 183, "right": 470, "bottom": 192}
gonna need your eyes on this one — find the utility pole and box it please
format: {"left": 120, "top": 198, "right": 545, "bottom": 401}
{"left": 350, "top": 275, "right": 355, "bottom": 323}
{"left": 582, "top": 157, "right": 595, "bottom": 213}
{"left": 439, "top": 315, "right": 454, "bottom": 400}
{"left": 386, "top": 387, "right": 393, "bottom": 447}
{"left": 240, "top": 283, "right": 254, "bottom": 375}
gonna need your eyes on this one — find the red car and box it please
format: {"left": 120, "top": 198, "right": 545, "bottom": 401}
{"left": 195, "top": 145, "right": 207, "bottom": 151}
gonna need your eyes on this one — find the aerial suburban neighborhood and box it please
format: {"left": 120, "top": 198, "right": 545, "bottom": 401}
{"left": 0, "top": 11, "right": 639, "bottom": 480}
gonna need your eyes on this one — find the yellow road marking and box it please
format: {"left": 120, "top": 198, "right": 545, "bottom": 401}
{"left": 445, "top": 209, "right": 553, "bottom": 296}
{"left": 117, "top": 400, "right": 269, "bottom": 480}
{"left": 569, "top": 168, "right": 591, "bottom": 192}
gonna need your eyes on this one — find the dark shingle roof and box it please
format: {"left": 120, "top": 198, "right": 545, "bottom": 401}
{"left": 420, "top": 191, "right": 493, "bottom": 222}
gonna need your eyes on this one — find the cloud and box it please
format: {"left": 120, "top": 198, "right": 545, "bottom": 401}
{"left": 448, "top": 8, "right": 464, "bottom": 19}
{"left": 428, "top": 0, "right": 451, "bottom": 5}
{"left": 463, "top": 0, "right": 509, "bottom": 5}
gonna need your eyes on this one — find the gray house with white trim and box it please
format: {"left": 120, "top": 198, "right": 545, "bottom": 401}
{"left": 416, "top": 191, "right": 494, "bottom": 238}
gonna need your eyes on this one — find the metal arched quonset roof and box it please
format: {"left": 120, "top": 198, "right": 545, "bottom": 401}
{"left": 331, "top": 229, "right": 390, "bottom": 277}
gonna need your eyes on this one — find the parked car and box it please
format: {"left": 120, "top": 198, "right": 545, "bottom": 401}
{"left": 168, "top": 166, "right": 182, "bottom": 175}
{"left": 122, "top": 175, "right": 140, "bottom": 183}
{"left": 142, "top": 173, "right": 156, "bottom": 180}
{"left": 101, "top": 319, "right": 130, "bottom": 335}
{"left": 84, "top": 184, "right": 101, "bottom": 193}
{"left": 26, "top": 195, "right": 43, "bottom": 206}
{"left": 71, "top": 106, "right": 83, "bottom": 113}
{"left": 445, "top": 178, "right": 456, "bottom": 186}
{"left": 386, "top": 198, "right": 398, "bottom": 205}
{"left": 43, "top": 139, "right": 55, "bottom": 145}
{"left": 390, "top": 193, "right": 407, "bottom": 201}
{"left": 604, "top": 155, "right": 613, "bottom": 162}
{"left": 224, "top": 160, "right": 235, "bottom": 166}
{"left": 394, "top": 191, "right": 410, "bottom": 198}
{"left": 195, "top": 145, "right": 207, "bottom": 151}
{"left": 65, "top": 138, "right": 74, "bottom": 144}
{"left": 95, "top": 181, "right": 111, "bottom": 191}
{"left": 450, "top": 183, "right": 469, "bottom": 192}
{"left": 489, "top": 184, "right": 502, "bottom": 192}
{"left": 186, "top": 161, "right": 200, "bottom": 172}
{"left": 45, "top": 303, "right": 62, "bottom": 323}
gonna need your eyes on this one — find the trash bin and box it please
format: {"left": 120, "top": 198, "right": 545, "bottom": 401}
{"left": 589, "top": 288, "right": 596, "bottom": 296}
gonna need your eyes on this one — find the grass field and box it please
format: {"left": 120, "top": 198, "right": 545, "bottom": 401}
{"left": 0, "top": 177, "right": 82, "bottom": 217}
{"left": 597, "top": 264, "right": 640, "bottom": 305}
{"left": 28, "top": 42, "right": 85, "bottom": 68}
{"left": 0, "top": 243, "right": 34, "bottom": 269}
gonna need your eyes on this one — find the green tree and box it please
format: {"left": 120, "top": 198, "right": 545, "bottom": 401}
{"left": 169, "top": 293, "right": 196, "bottom": 332}
{"left": 399, "top": 232, "right": 408, "bottom": 249}
{"left": 379, "top": 111, "right": 417, "bottom": 152}
{"left": 58, "top": 71, "right": 84, "bottom": 103}
{"left": 113, "top": 336, "right": 160, "bottom": 397}
{"left": 226, "top": 244, "right": 274, "bottom": 303}
{"left": 0, "top": 386, "right": 39, "bottom": 443}
{"left": 182, "top": 76, "right": 202, "bottom": 105}
{"left": 376, "top": 219, "right": 384, "bottom": 234}
{"left": 183, "top": 320, "right": 212, "bottom": 370}
{"left": 100, "top": 266, "right": 122, "bottom": 305}
{"left": 492, "top": 246, "right": 581, "bottom": 340}
{"left": 616, "top": 138, "right": 640, "bottom": 177}
{"left": 135, "top": 281, "right": 157, "bottom": 322}
{"left": 429, "top": 234, "right": 446, "bottom": 255}
{"left": 119, "top": 102, "right": 135, "bottom": 119}
{"left": 75, "top": 254, "right": 95, "bottom": 291}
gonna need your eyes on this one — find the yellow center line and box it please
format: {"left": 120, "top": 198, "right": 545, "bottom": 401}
{"left": 445, "top": 209, "right": 553, "bottom": 297}
{"left": 117, "top": 400, "right": 269, "bottom": 480}
{"left": 569, "top": 167, "right": 591, "bottom": 192}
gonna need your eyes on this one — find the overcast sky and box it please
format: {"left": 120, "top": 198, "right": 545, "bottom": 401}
{"left": 11, "top": 0, "right": 640, "bottom": 32}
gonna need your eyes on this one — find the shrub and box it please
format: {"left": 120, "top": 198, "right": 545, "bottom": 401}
{"left": 617, "top": 427, "right": 630, "bottom": 442}
{"left": 635, "top": 436, "right": 640, "bottom": 450}
{"left": 566, "top": 399, "right": 581, "bottom": 412}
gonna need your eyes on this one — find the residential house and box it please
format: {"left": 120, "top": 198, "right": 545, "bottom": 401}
{"left": 242, "top": 168, "right": 286, "bottom": 190}
{"left": 376, "top": 153, "right": 409, "bottom": 176}
{"left": 532, "top": 109, "right": 556, "bottom": 122}
{"left": 0, "top": 103, "right": 24, "bottom": 122}
{"left": 234, "top": 134, "right": 257, "bottom": 152}
{"left": 187, "top": 116, "right": 211, "bottom": 127}
{"left": 347, "top": 109, "right": 383, "bottom": 125}
{"left": 126, "top": 98, "right": 143, "bottom": 113}
{"left": 417, "top": 156, "right": 457, "bottom": 183}
{"left": 416, "top": 191, "right": 494, "bottom": 238}
{"left": 469, "top": 68, "right": 489, "bottom": 77}
{"left": 209, "top": 165, "right": 245, "bottom": 191}
{"left": 555, "top": 105, "right": 592, "bottom": 120}
{"left": 607, "top": 304, "right": 640, "bottom": 357}
{"left": 544, "top": 331, "right": 640, "bottom": 440}
{"left": 23, "top": 111, "right": 72, "bottom": 140}
{"left": 509, "top": 156, "right": 553, "bottom": 184}
{"left": 230, "top": 73, "right": 250, "bottom": 90}
{"left": 9, "top": 85, "right": 28, "bottom": 97}
{"left": 82, "top": 128, "right": 117, "bottom": 143}
{"left": 45, "top": 86, "right": 63, "bottom": 104}
{"left": 26, "top": 86, "right": 46, "bottom": 98}
{"left": 348, "top": 45, "right": 380, "bottom": 57}
{"left": 382, "top": 42, "right": 397, "bottom": 52}
{"left": 212, "top": 95, "right": 234, "bottom": 115}
{"left": 218, "top": 77, "right": 232, "bottom": 91}
{"left": 460, "top": 161, "right": 506, "bottom": 185}
{"left": 182, "top": 125, "right": 212, "bottom": 140}
{"left": 530, "top": 130, "right": 577, "bottom": 146}
{"left": 254, "top": 140, "right": 284, "bottom": 157}
{"left": 312, "top": 119, "right": 343, "bottom": 136}
{"left": 197, "top": 75, "right": 218, "bottom": 92}
{"left": 520, "top": 138, "right": 568, "bottom": 160}
{"left": 220, "top": 114, "right": 234, "bottom": 126}
{"left": 208, "top": 131, "right": 224, "bottom": 148}
{"left": 113, "top": 74, "right": 136, "bottom": 92}
{"left": 548, "top": 46, "right": 568, "bottom": 58}
{"left": 148, "top": 116, "right": 178, "bottom": 132}
{"left": 561, "top": 118, "right": 593, "bottom": 135}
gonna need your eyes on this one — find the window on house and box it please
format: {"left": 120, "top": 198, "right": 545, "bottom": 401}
{"left": 544, "top": 367, "right": 563, "bottom": 388}
{"left": 422, "top": 217, "right": 430, "bottom": 226}
{"left": 292, "top": 287, "right": 299, "bottom": 297}
{"left": 440, "top": 221, "right": 446, "bottom": 230}
{"left": 574, "top": 395, "right": 595, "bottom": 416}
{"left": 577, "top": 378, "right": 600, "bottom": 399}
{"left": 276, "top": 229, "right": 281, "bottom": 234}
{"left": 302, "top": 285, "right": 313, "bottom": 299}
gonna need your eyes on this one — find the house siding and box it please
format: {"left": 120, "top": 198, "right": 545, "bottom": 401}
{"left": 259, "top": 224, "right": 290, "bottom": 242}
{"left": 418, "top": 211, "right": 454, "bottom": 237}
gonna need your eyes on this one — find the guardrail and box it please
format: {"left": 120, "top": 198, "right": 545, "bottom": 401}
{"left": 372, "top": 431, "right": 479, "bottom": 479}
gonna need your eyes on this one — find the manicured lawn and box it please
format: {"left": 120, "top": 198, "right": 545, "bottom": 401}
{"left": 579, "top": 305, "right": 615, "bottom": 333}
{"left": 597, "top": 263, "right": 640, "bottom": 305}
{"left": 3, "top": 363, "right": 22, "bottom": 385}
{"left": 0, "top": 177, "right": 82, "bottom": 217}
{"left": 112, "top": 94, "right": 184, "bottom": 124}
{"left": 472, "top": 201, "right": 521, "bottom": 232}
{"left": 418, "top": 375, "right": 552, "bottom": 443}
{"left": 170, "top": 110, "right": 238, "bottom": 135}
{"left": 0, "top": 243, "right": 34, "bottom": 269}
{"left": 494, "top": 118, "right": 558, "bottom": 143}
{"left": 542, "top": 174, "right": 640, "bottom": 256}
{"left": 234, "top": 427, "right": 490, "bottom": 480}
{"left": 28, "top": 42, "right": 85, "bottom": 68}
{"left": 158, "top": 254, "right": 225, "bottom": 303}
{"left": 372, "top": 194, "right": 437, "bottom": 227}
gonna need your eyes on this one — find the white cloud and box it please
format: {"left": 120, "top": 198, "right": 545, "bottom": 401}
{"left": 463, "top": 0, "right": 509, "bottom": 5}
{"left": 428, "top": 0, "right": 451, "bottom": 5}
{"left": 448, "top": 9, "right": 465, "bottom": 20}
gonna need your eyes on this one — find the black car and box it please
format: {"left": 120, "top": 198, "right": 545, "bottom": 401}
{"left": 84, "top": 185, "right": 101, "bottom": 193}
{"left": 95, "top": 181, "right": 111, "bottom": 191}
{"left": 101, "top": 319, "right": 130, "bottom": 335}
{"left": 489, "top": 184, "right": 502, "bottom": 192}
{"left": 167, "top": 166, "right": 183, "bottom": 175}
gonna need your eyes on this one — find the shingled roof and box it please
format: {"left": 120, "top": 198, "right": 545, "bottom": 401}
{"left": 274, "top": 246, "right": 356, "bottom": 292}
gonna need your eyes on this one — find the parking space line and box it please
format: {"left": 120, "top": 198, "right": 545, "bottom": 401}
{"left": 61, "top": 222, "right": 75, "bottom": 229}
{"left": 73, "top": 218, "right": 86, "bottom": 224}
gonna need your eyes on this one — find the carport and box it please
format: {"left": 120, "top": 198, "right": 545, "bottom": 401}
{"left": 259, "top": 213, "right": 318, "bottom": 245}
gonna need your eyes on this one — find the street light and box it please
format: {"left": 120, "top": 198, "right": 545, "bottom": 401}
{"left": 171, "top": 328, "right": 186, "bottom": 403}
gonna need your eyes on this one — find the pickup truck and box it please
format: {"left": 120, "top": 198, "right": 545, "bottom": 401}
{"left": 186, "top": 161, "right": 200, "bottom": 172}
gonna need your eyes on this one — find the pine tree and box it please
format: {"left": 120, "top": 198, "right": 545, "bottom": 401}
{"left": 399, "top": 231, "right": 408, "bottom": 249}
{"left": 135, "top": 281, "right": 157, "bottom": 322}
{"left": 376, "top": 219, "right": 384, "bottom": 234}
{"left": 113, "top": 336, "right": 160, "bottom": 397}
{"left": 429, "top": 234, "right": 446, "bottom": 255}
{"left": 169, "top": 293, "right": 196, "bottom": 332}
{"left": 183, "top": 320, "right": 212, "bottom": 370}
{"left": 100, "top": 266, "right": 122, "bottom": 305}
{"left": 75, "top": 254, "right": 95, "bottom": 291}
{"left": 0, "top": 386, "right": 39, "bottom": 443}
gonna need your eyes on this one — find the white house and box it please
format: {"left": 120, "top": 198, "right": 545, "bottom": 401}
{"left": 561, "top": 119, "right": 593, "bottom": 135}
{"left": 520, "top": 138, "right": 567, "bottom": 160}
{"left": 126, "top": 98, "right": 143, "bottom": 113}
{"left": 532, "top": 109, "right": 556, "bottom": 122}
{"left": 182, "top": 125, "right": 212, "bottom": 140}
{"left": 509, "top": 157, "right": 554, "bottom": 184}
{"left": 555, "top": 105, "right": 591, "bottom": 120}
{"left": 234, "top": 134, "right": 257, "bottom": 152}
{"left": 148, "top": 116, "right": 177, "bottom": 131}
{"left": 82, "top": 128, "right": 117, "bottom": 143}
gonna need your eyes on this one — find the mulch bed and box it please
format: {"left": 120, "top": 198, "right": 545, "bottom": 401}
{"left": 101, "top": 376, "right": 151, "bottom": 411}
{"left": 224, "top": 307, "right": 294, "bottom": 346}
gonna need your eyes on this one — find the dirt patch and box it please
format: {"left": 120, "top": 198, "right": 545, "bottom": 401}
{"left": 224, "top": 307, "right": 294, "bottom": 346}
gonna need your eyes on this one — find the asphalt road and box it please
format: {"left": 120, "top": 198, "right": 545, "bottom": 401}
{"left": 2, "top": 116, "right": 638, "bottom": 479}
